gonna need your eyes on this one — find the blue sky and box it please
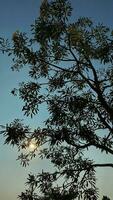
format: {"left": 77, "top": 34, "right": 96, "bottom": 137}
{"left": 0, "top": 0, "right": 113, "bottom": 200}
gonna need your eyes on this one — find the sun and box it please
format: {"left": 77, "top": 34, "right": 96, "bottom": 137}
{"left": 29, "top": 142, "right": 36, "bottom": 150}
{"left": 28, "top": 141, "right": 37, "bottom": 151}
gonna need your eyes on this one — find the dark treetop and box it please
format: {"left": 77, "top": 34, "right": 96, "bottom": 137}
{"left": 0, "top": 0, "right": 113, "bottom": 200}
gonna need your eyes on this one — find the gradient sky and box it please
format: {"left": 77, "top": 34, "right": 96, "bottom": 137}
{"left": 0, "top": 1, "right": 113, "bottom": 200}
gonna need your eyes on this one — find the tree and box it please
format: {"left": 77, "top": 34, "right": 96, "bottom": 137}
{"left": 102, "top": 196, "right": 111, "bottom": 200}
{"left": 0, "top": 0, "right": 113, "bottom": 199}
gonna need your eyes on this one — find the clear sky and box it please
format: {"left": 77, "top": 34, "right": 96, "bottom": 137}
{"left": 0, "top": 0, "right": 113, "bottom": 200}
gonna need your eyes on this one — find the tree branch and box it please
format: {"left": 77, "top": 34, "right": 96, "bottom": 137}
{"left": 38, "top": 58, "right": 74, "bottom": 73}
{"left": 96, "top": 108, "right": 113, "bottom": 134}
{"left": 93, "top": 163, "right": 113, "bottom": 168}
{"left": 66, "top": 139, "right": 113, "bottom": 155}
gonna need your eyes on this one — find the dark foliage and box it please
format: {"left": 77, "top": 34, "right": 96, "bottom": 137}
{"left": 0, "top": 0, "right": 113, "bottom": 199}
{"left": 102, "top": 196, "right": 111, "bottom": 200}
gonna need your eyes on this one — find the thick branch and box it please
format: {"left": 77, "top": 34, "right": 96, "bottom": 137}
{"left": 96, "top": 108, "right": 113, "bottom": 134}
{"left": 38, "top": 58, "right": 74, "bottom": 73}
{"left": 69, "top": 48, "right": 113, "bottom": 122}
{"left": 94, "top": 143, "right": 113, "bottom": 155}
{"left": 83, "top": 60, "right": 113, "bottom": 121}
{"left": 66, "top": 139, "right": 113, "bottom": 155}
{"left": 97, "top": 92, "right": 113, "bottom": 121}
{"left": 71, "top": 142, "right": 91, "bottom": 150}
{"left": 93, "top": 163, "right": 113, "bottom": 168}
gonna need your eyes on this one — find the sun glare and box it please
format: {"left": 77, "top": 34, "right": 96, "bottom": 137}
{"left": 29, "top": 141, "right": 37, "bottom": 151}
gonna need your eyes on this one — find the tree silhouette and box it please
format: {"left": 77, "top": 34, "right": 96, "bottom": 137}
{"left": 102, "top": 196, "right": 111, "bottom": 200}
{"left": 0, "top": 0, "right": 113, "bottom": 199}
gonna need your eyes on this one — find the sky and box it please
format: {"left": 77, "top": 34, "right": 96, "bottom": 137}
{"left": 0, "top": 0, "right": 113, "bottom": 200}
